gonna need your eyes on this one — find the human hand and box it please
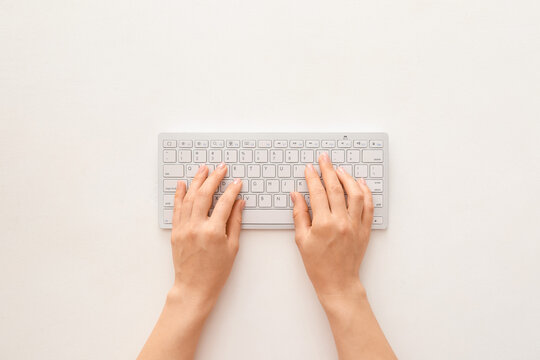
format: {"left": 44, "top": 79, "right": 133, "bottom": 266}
{"left": 291, "top": 152, "right": 374, "bottom": 297}
{"left": 170, "top": 163, "right": 245, "bottom": 304}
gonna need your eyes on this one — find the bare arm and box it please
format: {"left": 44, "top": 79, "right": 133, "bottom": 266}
{"left": 138, "top": 163, "right": 244, "bottom": 360}
{"left": 291, "top": 152, "right": 396, "bottom": 360}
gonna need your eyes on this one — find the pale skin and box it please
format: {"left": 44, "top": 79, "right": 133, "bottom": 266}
{"left": 138, "top": 153, "right": 396, "bottom": 360}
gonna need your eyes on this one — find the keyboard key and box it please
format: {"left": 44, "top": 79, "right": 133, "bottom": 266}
{"left": 293, "top": 165, "right": 306, "bottom": 177}
{"left": 304, "top": 194, "right": 311, "bottom": 207}
{"left": 243, "top": 194, "right": 257, "bottom": 207}
{"left": 258, "top": 140, "right": 272, "bottom": 148}
{"left": 254, "top": 149, "right": 268, "bottom": 162}
{"left": 185, "top": 164, "right": 199, "bottom": 177}
{"left": 226, "top": 140, "right": 240, "bottom": 148}
{"left": 346, "top": 149, "right": 360, "bottom": 163}
{"left": 258, "top": 194, "right": 272, "bottom": 207}
{"left": 370, "top": 140, "right": 383, "bottom": 148}
{"left": 373, "top": 216, "right": 383, "bottom": 224}
{"left": 193, "top": 149, "right": 206, "bottom": 162}
{"left": 208, "top": 149, "right": 222, "bottom": 162}
{"left": 274, "top": 140, "right": 287, "bottom": 148}
{"left": 178, "top": 150, "right": 192, "bottom": 163}
{"left": 239, "top": 149, "right": 253, "bottom": 163}
{"left": 316, "top": 150, "right": 330, "bottom": 159}
{"left": 353, "top": 140, "right": 368, "bottom": 148}
{"left": 178, "top": 140, "right": 193, "bottom": 148}
{"left": 251, "top": 180, "right": 264, "bottom": 192}
{"left": 338, "top": 140, "right": 352, "bottom": 147}
{"left": 301, "top": 150, "right": 314, "bottom": 163}
{"left": 362, "top": 150, "right": 383, "bottom": 163}
{"left": 354, "top": 164, "right": 368, "bottom": 178}
{"left": 331, "top": 150, "right": 345, "bottom": 163}
{"left": 240, "top": 181, "right": 249, "bottom": 193}
{"left": 322, "top": 140, "right": 335, "bottom": 147}
{"left": 242, "top": 210, "right": 293, "bottom": 224}
{"left": 370, "top": 165, "right": 383, "bottom": 178}
{"left": 211, "top": 140, "right": 224, "bottom": 147}
{"left": 274, "top": 194, "right": 287, "bottom": 207}
{"left": 266, "top": 179, "right": 280, "bottom": 192}
{"left": 366, "top": 179, "right": 383, "bottom": 193}
{"left": 290, "top": 140, "right": 303, "bottom": 148}
{"left": 340, "top": 164, "right": 353, "bottom": 175}
{"left": 232, "top": 164, "right": 245, "bottom": 178}
{"left": 164, "top": 165, "right": 184, "bottom": 177}
{"left": 163, "top": 150, "right": 176, "bottom": 163}
{"left": 243, "top": 140, "right": 256, "bottom": 148}
{"left": 224, "top": 149, "right": 237, "bottom": 162}
{"left": 164, "top": 179, "right": 179, "bottom": 192}
{"left": 373, "top": 194, "right": 383, "bottom": 208}
{"left": 278, "top": 164, "right": 291, "bottom": 177}
{"left": 163, "top": 210, "right": 173, "bottom": 224}
{"left": 220, "top": 179, "right": 233, "bottom": 192}
{"left": 263, "top": 165, "right": 276, "bottom": 177}
{"left": 286, "top": 150, "right": 299, "bottom": 162}
{"left": 163, "top": 140, "right": 176, "bottom": 148}
{"left": 270, "top": 150, "right": 283, "bottom": 162}
{"left": 247, "top": 164, "right": 260, "bottom": 177}
{"left": 281, "top": 179, "right": 294, "bottom": 192}
{"left": 163, "top": 194, "right": 175, "bottom": 207}
{"left": 195, "top": 140, "right": 208, "bottom": 148}
{"left": 297, "top": 179, "right": 308, "bottom": 192}
{"left": 306, "top": 140, "right": 319, "bottom": 148}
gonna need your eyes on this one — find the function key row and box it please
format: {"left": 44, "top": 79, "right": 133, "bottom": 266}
{"left": 163, "top": 139, "right": 384, "bottom": 148}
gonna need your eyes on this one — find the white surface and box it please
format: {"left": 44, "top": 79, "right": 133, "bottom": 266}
{"left": 1, "top": 0, "right": 539, "bottom": 359}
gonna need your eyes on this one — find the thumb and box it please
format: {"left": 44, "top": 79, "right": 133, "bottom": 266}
{"left": 291, "top": 192, "right": 311, "bottom": 239}
{"left": 226, "top": 199, "right": 245, "bottom": 247}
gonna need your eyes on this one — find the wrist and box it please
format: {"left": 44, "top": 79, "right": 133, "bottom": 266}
{"left": 166, "top": 284, "right": 217, "bottom": 319}
{"left": 316, "top": 280, "right": 368, "bottom": 311}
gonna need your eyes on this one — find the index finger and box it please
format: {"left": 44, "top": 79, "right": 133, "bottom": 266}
{"left": 210, "top": 178, "right": 243, "bottom": 224}
{"left": 305, "top": 163, "right": 330, "bottom": 218}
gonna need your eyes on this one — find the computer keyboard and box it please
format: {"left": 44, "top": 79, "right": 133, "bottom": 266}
{"left": 158, "top": 133, "right": 388, "bottom": 229}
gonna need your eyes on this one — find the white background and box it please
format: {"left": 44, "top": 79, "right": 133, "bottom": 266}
{"left": 1, "top": 1, "right": 539, "bottom": 359}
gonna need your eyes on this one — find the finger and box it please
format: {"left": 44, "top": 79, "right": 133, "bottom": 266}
{"left": 291, "top": 192, "right": 311, "bottom": 240}
{"left": 357, "top": 178, "right": 374, "bottom": 226}
{"left": 172, "top": 180, "right": 187, "bottom": 226}
{"left": 181, "top": 164, "right": 208, "bottom": 220}
{"left": 336, "top": 167, "right": 364, "bottom": 221}
{"left": 211, "top": 178, "right": 243, "bottom": 224}
{"left": 226, "top": 199, "right": 245, "bottom": 248}
{"left": 304, "top": 163, "right": 330, "bottom": 218}
{"left": 191, "top": 162, "right": 228, "bottom": 218}
{"left": 319, "top": 152, "right": 347, "bottom": 214}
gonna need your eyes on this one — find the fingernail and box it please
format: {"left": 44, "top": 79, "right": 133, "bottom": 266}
{"left": 321, "top": 152, "right": 330, "bottom": 162}
{"left": 337, "top": 166, "right": 344, "bottom": 173}
{"left": 360, "top": 178, "right": 366, "bottom": 184}
{"left": 306, "top": 163, "right": 315, "bottom": 172}
{"left": 241, "top": 199, "right": 246, "bottom": 210}
{"left": 233, "top": 178, "right": 242, "bottom": 184}
{"left": 196, "top": 164, "right": 206, "bottom": 174}
{"left": 217, "top": 162, "right": 226, "bottom": 169}
{"left": 290, "top": 192, "right": 296, "bottom": 204}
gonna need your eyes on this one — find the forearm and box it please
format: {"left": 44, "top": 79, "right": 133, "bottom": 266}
{"left": 318, "top": 281, "right": 396, "bottom": 360}
{"left": 137, "top": 286, "right": 215, "bottom": 360}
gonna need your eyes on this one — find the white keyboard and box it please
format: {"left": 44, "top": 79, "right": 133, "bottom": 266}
{"left": 158, "top": 133, "right": 388, "bottom": 229}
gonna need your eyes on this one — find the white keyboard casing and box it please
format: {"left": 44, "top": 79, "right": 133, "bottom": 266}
{"left": 158, "top": 133, "right": 388, "bottom": 230}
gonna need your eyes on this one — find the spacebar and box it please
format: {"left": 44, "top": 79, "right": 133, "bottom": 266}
{"left": 242, "top": 210, "right": 294, "bottom": 224}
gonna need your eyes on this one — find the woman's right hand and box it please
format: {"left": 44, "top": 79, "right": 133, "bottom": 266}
{"left": 291, "top": 152, "right": 374, "bottom": 298}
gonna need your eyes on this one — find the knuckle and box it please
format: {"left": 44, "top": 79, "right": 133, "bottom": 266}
{"left": 336, "top": 220, "right": 350, "bottom": 235}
